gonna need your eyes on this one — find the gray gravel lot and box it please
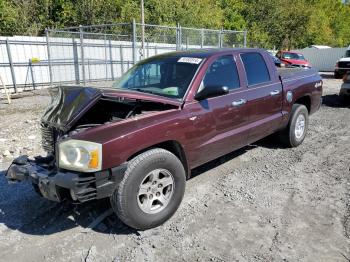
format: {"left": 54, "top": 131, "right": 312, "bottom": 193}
{"left": 0, "top": 75, "right": 349, "bottom": 262}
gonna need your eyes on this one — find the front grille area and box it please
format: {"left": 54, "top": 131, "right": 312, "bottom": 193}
{"left": 41, "top": 124, "right": 55, "bottom": 153}
{"left": 338, "top": 61, "right": 350, "bottom": 68}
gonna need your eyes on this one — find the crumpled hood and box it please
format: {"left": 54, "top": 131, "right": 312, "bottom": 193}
{"left": 41, "top": 86, "right": 181, "bottom": 132}
{"left": 41, "top": 86, "right": 101, "bottom": 132}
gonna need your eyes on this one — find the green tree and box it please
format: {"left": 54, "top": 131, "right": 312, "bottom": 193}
{"left": 0, "top": 0, "right": 22, "bottom": 35}
{"left": 1, "top": 0, "right": 350, "bottom": 48}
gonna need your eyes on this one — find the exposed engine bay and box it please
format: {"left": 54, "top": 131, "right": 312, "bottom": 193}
{"left": 40, "top": 86, "right": 178, "bottom": 156}
{"left": 72, "top": 97, "right": 173, "bottom": 128}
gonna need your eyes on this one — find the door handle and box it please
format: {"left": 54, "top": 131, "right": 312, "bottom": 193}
{"left": 270, "top": 90, "right": 281, "bottom": 96}
{"left": 232, "top": 99, "right": 247, "bottom": 107}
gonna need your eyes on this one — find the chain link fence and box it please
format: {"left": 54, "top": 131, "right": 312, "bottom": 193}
{"left": 0, "top": 21, "right": 247, "bottom": 93}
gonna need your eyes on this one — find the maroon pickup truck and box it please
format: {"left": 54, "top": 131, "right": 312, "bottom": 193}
{"left": 6, "top": 48, "right": 322, "bottom": 230}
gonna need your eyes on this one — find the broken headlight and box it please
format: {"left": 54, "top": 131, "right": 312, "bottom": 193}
{"left": 58, "top": 140, "right": 102, "bottom": 172}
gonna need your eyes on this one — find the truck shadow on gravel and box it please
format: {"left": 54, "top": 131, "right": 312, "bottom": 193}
{"left": 322, "top": 94, "right": 350, "bottom": 108}
{"left": 0, "top": 138, "right": 285, "bottom": 236}
{"left": 0, "top": 170, "right": 138, "bottom": 236}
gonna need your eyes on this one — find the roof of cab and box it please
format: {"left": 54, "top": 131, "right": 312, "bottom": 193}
{"left": 142, "top": 48, "right": 263, "bottom": 61}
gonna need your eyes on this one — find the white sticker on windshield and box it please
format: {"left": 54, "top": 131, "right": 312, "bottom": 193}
{"left": 178, "top": 57, "right": 202, "bottom": 64}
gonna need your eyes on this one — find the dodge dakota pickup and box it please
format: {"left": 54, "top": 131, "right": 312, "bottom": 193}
{"left": 5, "top": 48, "right": 323, "bottom": 230}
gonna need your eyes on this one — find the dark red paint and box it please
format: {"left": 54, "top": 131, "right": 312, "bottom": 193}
{"left": 72, "top": 49, "right": 322, "bottom": 174}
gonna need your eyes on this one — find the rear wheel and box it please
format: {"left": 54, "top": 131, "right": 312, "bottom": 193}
{"left": 110, "top": 148, "right": 186, "bottom": 230}
{"left": 279, "top": 104, "right": 309, "bottom": 147}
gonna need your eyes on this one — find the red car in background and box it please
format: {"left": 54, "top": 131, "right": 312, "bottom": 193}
{"left": 276, "top": 50, "right": 311, "bottom": 68}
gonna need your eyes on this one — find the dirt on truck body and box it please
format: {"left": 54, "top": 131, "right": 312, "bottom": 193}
{"left": 5, "top": 48, "right": 322, "bottom": 230}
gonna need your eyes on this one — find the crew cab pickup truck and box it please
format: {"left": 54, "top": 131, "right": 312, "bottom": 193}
{"left": 5, "top": 49, "right": 323, "bottom": 230}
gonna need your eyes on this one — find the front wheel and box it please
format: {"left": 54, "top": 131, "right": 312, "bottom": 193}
{"left": 110, "top": 148, "right": 186, "bottom": 230}
{"left": 279, "top": 104, "right": 309, "bottom": 147}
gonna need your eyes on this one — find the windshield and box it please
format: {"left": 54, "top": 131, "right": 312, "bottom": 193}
{"left": 113, "top": 56, "right": 203, "bottom": 100}
{"left": 345, "top": 50, "right": 350, "bottom": 58}
{"left": 282, "top": 52, "right": 305, "bottom": 60}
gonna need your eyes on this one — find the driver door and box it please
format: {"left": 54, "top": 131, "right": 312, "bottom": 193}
{"left": 184, "top": 54, "right": 250, "bottom": 167}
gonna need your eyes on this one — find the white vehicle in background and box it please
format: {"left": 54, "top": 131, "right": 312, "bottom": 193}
{"left": 309, "top": 45, "right": 332, "bottom": 49}
{"left": 334, "top": 46, "right": 350, "bottom": 79}
{"left": 340, "top": 73, "right": 350, "bottom": 100}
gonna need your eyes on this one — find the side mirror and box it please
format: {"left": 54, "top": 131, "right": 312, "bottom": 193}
{"left": 195, "top": 85, "right": 229, "bottom": 100}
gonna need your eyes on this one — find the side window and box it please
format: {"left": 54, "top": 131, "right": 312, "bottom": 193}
{"left": 202, "top": 55, "right": 240, "bottom": 90}
{"left": 241, "top": 52, "right": 270, "bottom": 86}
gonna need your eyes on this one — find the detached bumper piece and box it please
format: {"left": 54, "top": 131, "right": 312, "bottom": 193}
{"left": 5, "top": 155, "right": 127, "bottom": 203}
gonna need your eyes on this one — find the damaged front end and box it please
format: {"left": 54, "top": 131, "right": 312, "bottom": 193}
{"left": 6, "top": 154, "right": 127, "bottom": 202}
{"left": 5, "top": 85, "right": 178, "bottom": 202}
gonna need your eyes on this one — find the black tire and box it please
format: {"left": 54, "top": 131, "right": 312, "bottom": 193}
{"left": 339, "top": 94, "right": 350, "bottom": 105}
{"left": 110, "top": 148, "right": 186, "bottom": 230}
{"left": 279, "top": 104, "right": 309, "bottom": 147}
{"left": 334, "top": 71, "right": 342, "bottom": 79}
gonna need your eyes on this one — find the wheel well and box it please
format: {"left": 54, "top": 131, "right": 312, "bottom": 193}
{"left": 127, "top": 140, "right": 190, "bottom": 178}
{"left": 295, "top": 96, "right": 311, "bottom": 113}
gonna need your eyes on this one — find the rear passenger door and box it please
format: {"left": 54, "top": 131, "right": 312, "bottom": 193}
{"left": 239, "top": 52, "right": 283, "bottom": 143}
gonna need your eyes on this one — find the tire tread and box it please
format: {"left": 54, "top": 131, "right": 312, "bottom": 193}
{"left": 279, "top": 103, "right": 308, "bottom": 147}
{"left": 111, "top": 148, "right": 183, "bottom": 230}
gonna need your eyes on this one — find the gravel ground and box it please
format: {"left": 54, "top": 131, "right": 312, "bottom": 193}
{"left": 0, "top": 75, "right": 349, "bottom": 262}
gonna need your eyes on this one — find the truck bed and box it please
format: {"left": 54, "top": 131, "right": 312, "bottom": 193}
{"left": 278, "top": 67, "right": 319, "bottom": 81}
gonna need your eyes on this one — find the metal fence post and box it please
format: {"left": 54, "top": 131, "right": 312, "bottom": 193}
{"left": 72, "top": 39, "right": 80, "bottom": 84}
{"left": 201, "top": 29, "right": 204, "bottom": 48}
{"left": 244, "top": 30, "right": 247, "bottom": 47}
{"left": 109, "top": 39, "right": 114, "bottom": 80}
{"left": 218, "top": 29, "right": 223, "bottom": 48}
{"left": 29, "top": 59, "right": 36, "bottom": 90}
{"left": 119, "top": 45, "right": 124, "bottom": 74}
{"left": 179, "top": 24, "right": 182, "bottom": 50}
{"left": 5, "top": 39, "right": 17, "bottom": 93}
{"left": 146, "top": 41, "right": 149, "bottom": 58}
{"left": 45, "top": 29, "right": 53, "bottom": 87}
{"left": 132, "top": 19, "right": 137, "bottom": 65}
{"left": 87, "top": 60, "right": 91, "bottom": 82}
{"left": 79, "top": 25, "right": 86, "bottom": 85}
{"left": 176, "top": 23, "right": 180, "bottom": 50}
{"left": 104, "top": 34, "right": 109, "bottom": 80}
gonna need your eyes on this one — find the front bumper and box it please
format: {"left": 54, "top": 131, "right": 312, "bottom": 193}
{"left": 5, "top": 155, "right": 127, "bottom": 203}
{"left": 335, "top": 68, "right": 350, "bottom": 76}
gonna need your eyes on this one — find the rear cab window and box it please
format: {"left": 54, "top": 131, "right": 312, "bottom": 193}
{"left": 240, "top": 52, "right": 270, "bottom": 86}
{"left": 200, "top": 55, "right": 240, "bottom": 92}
